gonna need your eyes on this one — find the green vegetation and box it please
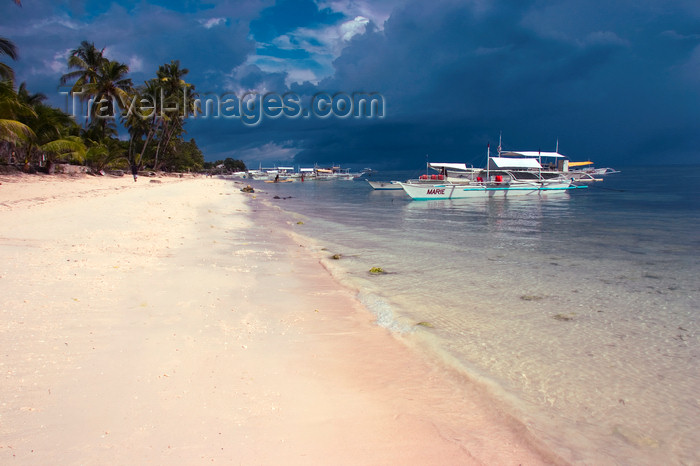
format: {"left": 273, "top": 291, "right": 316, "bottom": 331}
{"left": 0, "top": 29, "right": 236, "bottom": 174}
{"left": 203, "top": 157, "right": 247, "bottom": 173}
{"left": 369, "top": 267, "right": 385, "bottom": 274}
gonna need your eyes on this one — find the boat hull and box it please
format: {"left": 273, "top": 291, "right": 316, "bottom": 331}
{"left": 367, "top": 180, "right": 402, "bottom": 190}
{"left": 398, "top": 181, "right": 584, "bottom": 200}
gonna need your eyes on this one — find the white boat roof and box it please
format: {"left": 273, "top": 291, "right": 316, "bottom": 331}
{"left": 489, "top": 157, "right": 542, "bottom": 169}
{"left": 500, "top": 151, "right": 565, "bottom": 158}
{"left": 277, "top": 166, "right": 295, "bottom": 170}
{"left": 429, "top": 162, "right": 469, "bottom": 170}
{"left": 299, "top": 168, "right": 314, "bottom": 172}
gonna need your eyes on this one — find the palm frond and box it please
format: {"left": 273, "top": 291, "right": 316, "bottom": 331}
{"left": 86, "top": 144, "right": 108, "bottom": 158}
{"left": 0, "top": 118, "right": 35, "bottom": 143}
{"left": 40, "top": 135, "right": 86, "bottom": 162}
{"left": 0, "top": 37, "right": 18, "bottom": 60}
{"left": 0, "top": 62, "right": 15, "bottom": 83}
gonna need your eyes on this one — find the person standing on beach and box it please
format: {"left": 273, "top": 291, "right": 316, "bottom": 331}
{"left": 131, "top": 163, "right": 138, "bottom": 182}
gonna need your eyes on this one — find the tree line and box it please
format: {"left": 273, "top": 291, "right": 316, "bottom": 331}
{"left": 1, "top": 19, "right": 246, "bottom": 174}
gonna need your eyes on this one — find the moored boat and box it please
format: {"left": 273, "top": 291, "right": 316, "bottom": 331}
{"left": 399, "top": 154, "right": 586, "bottom": 200}
{"left": 399, "top": 178, "right": 584, "bottom": 200}
{"left": 568, "top": 161, "right": 620, "bottom": 176}
{"left": 313, "top": 166, "right": 368, "bottom": 180}
{"left": 367, "top": 180, "right": 402, "bottom": 190}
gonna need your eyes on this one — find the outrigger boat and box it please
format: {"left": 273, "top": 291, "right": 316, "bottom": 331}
{"left": 568, "top": 161, "right": 620, "bottom": 176}
{"left": 314, "top": 165, "right": 369, "bottom": 180}
{"left": 398, "top": 148, "right": 588, "bottom": 200}
{"left": 367, "top": 163, "right": 473, "bottom": 190}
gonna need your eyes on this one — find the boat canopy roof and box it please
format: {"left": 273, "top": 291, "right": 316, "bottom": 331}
{"left": 500, "top": 151, "right": 565, "bottom": 158}
{"left": 299, "top": 168, "right": 314, "bottom": 172}
{"left": 489, "top": 157, "right": 542, "bottom": 169}
{"left": 277, "top": 166, "right": 295, "bottom": 170}
{"left": 568, "top": 161, "right": 594, "bottom": 167}
{"left": 428, "top": 162, "right": 469, "bottom": 170}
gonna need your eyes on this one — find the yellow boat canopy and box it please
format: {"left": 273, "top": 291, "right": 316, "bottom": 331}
{"left": 568, "top": 161, "right": 594, "bottom": 167}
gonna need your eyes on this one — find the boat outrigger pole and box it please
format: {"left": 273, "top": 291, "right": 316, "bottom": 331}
{"left": 486, "top": 142, "right": 490, "bottom": 181}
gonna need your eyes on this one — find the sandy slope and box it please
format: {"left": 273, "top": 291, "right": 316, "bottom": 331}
{"left": 0, "top": 175, "right": 559, "bottom": 465}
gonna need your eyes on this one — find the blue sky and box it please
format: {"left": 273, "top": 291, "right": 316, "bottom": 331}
{"left": 2, "top": 0, "right": 699, "bottom": 167}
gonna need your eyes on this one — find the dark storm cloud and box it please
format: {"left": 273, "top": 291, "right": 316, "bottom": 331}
{"left": 3, "top": 1, "right": 259, "bottom": 101}
{"left": 303, "top": 0, "right": 700, "bottom": 166}
{"left": 2, "top": 0, "right": 698, "bottom": 167}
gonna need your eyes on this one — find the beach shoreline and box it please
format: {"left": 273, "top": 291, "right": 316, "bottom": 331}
{"left": 0, "top": 175, "right": 559, "bottom": 464}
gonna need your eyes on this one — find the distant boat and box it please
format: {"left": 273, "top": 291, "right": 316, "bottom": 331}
{"left": 590, "top": 167, "right": 620, "bottom": 175}
{"left": 568, "top": 161, "right": 620, "bottom": 176}
{"left": 494, "top": 151, "right": 605, "bottom": 182}
{"left": 367, "top": 180, "right": 402, "bottom": 190}
{"left": 314, "top": 166, "right": 368, "bottom": 180}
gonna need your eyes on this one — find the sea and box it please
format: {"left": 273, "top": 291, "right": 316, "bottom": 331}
{"left": 237, "top": 165, "right": 699, "bottom": 465}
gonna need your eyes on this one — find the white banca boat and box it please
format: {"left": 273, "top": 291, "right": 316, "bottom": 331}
{"left": 399, "top": 155, "right": 587, "bottom": 200}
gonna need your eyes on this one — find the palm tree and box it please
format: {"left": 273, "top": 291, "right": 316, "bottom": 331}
{"left": 0, "top": 80, "right": 34, "bottom": 145}
{"left": 61, "top": 41, "right": 105, "bottom": 89}
{"left": 0, "top": 36, "right": 18, "bottom": 83}
{"left": 19, "top": 101, "right": 82, "bottom": 171}
{"left": 60, "top": 41, "right": 105, "bottom": 127}
{"left": 84, "top": 59, "right": 132, "bottom": 126}
{"left": 0, "top": 39, "right": 34, "bottom": 149}
{"left": 0, "top": 78, "right": 82, "bottom": 171}
{"left": 83, "top": 136, "right": 125, "bottom": 172}
{"left": 17, "top": 82, "right": 47, "bottom": 106}
{"left": 152, "top": 60, "right": 197, "bottom": 170}
{"left": 40, "top": 135, "right": 86, "bottom": 171}
{"left": 124, "top": 79, "right": 163, "bottom": 168}
{"left": 5, "top": 0, "right": 21, "bottom": 80}
{"left": 63, "top": 44, "right": 132, "bottom": 138}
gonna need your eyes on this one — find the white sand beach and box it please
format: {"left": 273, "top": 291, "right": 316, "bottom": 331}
{"left": 0, "top": 174, "right": 560, "bottom": 465}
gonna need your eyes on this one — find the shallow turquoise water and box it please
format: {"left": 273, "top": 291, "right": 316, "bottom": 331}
{"left": 238, "top": 165, "right": 699, "bottom": 465}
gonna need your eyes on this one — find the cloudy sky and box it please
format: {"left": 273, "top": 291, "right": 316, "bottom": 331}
{"left": 3, "top": 0, "right": 699, "bottom": 167}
